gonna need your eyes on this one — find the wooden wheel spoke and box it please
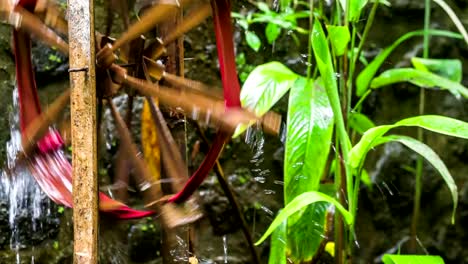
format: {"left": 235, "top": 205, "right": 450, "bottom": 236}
{"left": 8, "top": 5, "right": 69, "bottom": 54}
{"left": 34, "top": 0, "right": 68, "bottom": 35}
{"left": 110, "top": 0, "right": 194, "bottom": 53}
{"left": 110, "top": 64, "right": 261, "bottom": 134}
{"left": 143, "top": 2, "right": 212, "bottom": 59}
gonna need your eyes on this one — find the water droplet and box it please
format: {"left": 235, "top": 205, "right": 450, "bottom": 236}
{"left": 382, "top": 181, "right": 393, "bottom": 196}
{"left": 223, "top": 235, "right": 228, "bottom": 264}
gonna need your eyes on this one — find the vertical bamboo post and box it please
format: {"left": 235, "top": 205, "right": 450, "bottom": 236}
{"left": 68, "top": 0, "right": 98, "bottom": 263}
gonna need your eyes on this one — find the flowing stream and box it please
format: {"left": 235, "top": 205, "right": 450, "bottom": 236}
{"left": 0, "top": 86, "right": 54, "bottom": 262}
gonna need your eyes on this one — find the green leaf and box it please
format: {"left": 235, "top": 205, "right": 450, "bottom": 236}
{"left": 360, "top": 169, "right": 372, "bottom": 189}
{"left": 371, "top": 68, "right": 468, "bottom": 99}
{"left": 284, "top": 77, "right": 334, "bottom": 261}
{"left": 375, "top": 135, "right": 458, "bottom": 223}
{"left": 285, "top": 78, "right": 334, "bottom": 203}
{"left": 268, "top": 213, "right": 287, "bottom": 264}
{"left": 255, "top": 191, "right": 353, "bottom": 245}
{"left": 339, "top": 0, "right": 368, "bottom": 22}
{"left": 257, "top": 2, "right": 271, "bottom": 13}
{"left": 234, "top": 62, "right": 298, "bottom": 137}
{"left": 280, "top": 0, "right": 293, "bottom": 11}
{"left": 327, "top": 25, "right": 351, "bottom": 56}
{"left": 266, "top": 22, "right": 282, "bottom": 44}
{"left": 382, "top": 254, "right": 445, "bottom": 264}
{"left": 411, "top": 57, "right": 462, "bottom": 82}
{"left": 245, "top": 31, "right": 261, "bottom": 51}
{"left": 349, "top": 115, "right": 468, "bottom": 170}
{"left": 349, "top": 112, "right": 375, "bottom": 134}
{"left": 356, "top": 30, "right": 462, "bottom": 96}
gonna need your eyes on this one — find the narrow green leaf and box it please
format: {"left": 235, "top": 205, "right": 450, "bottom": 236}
{"left": 268, "top": 214, "right": 287, "bottom": 264}
{"left": 284, "top": 77, "right": 334, "bottom": 261}
{"left": 411, "top": 57, "right": 462, "bottom": 82}
{"left": 246, "top": 31, "right": 261, "bottom": 51}
{"left": 349, "top": 112, "right": 375, "bottom": 134}
{"left": 382, "top": 254, "right": 445, "bottom": 264}
{"left": 356, "top": 30, "right": 462, "bottom": 96}
{"left": 266, "top": 22, "right": 282, "bottom": 44}
{"left": 349, "top": 115, "right": 468, "bottom": 170}
{"left": 375, "top": 135, "right": 458, "bottom": 223}
{"left": 327, "top": 25, "right": 351, "bottom": 56}
{"left": 255, "top": 191, "right": 353, "bottom": 245}
{"left": 234, "top": 62, "right": 298, "bottom": 137}
{"left": 371, "top": 68, "right": 468, "bottom": 98}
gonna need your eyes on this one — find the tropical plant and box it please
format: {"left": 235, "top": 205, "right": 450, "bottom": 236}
{"left": 237, "top": 0, "right": 468, "bottom": 263}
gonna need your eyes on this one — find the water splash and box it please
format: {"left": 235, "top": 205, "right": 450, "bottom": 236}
{"left": 222, "top": 235, "right": 228, "bottom": 264}
{"left": 0, "top": 87, "right": 54, "bottom": 258}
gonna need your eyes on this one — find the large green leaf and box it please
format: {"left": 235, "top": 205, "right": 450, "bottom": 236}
{"left": 255, "top": 191, "right": 353, "bottom": 245}
{"left": 411, "top": 57, "right": 462, "bottom": 82}
{"left": 382, "top": 254, "right": 444, "bottom": 264}
{"left": 370, "top": 68, "right": 468, "bottom": 99}
{"left": 268, "top": 214, "right": 287, "bottom": 264}
{"left": 375, "top": 135, "right": 458, "bottom": 223}
{"left": 284, "top": 77, "right": 334, "bottom": 261}
{"left": 327, "top": 25, "right": 351, "bottom": 56}
{"left": 356, "top": 30, "right": 462, "bottom": 96}
{"left": 234, "top": 61, "right": 298, "bottom": 137}
{"left": 240, "top": 61, "right": 298, "bottom": 114}
{"left": 349, "top": 115, "right": 468, "bottom": 170}
{"left": 285, "top": 78, "right": 334, "bottom": 203}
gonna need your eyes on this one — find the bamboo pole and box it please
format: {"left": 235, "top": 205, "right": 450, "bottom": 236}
{"left": 68, "top": 0, "right": 98, "bottom": 263}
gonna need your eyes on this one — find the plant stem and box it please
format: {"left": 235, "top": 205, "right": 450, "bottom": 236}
{"left": 195, "top": 124, "right": 260, "bottom": 264}
{"left": 410, "top": 0, "right": 430, "bottom": 252}
{"left": 348, "top": 0, "right": 380, "bottom": 101}
{"left": 306, "top": 0, "right": 314, "bottom": 79}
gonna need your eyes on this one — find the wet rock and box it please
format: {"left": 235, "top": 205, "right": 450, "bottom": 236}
{"left": 128, "top": 219, "right": 162, "bottom": 262}
{"left": 0, "top": 200, "right": 10, "bottom": 249}
{"left": 0, "top": 25, "right": 15, "bottom": 165}
{"left": 31, "top": 42, "right": 68, "bottom": 81}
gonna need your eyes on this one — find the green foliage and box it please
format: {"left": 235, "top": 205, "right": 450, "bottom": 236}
{"left": 268, "top": 215, "right": 287, "bottom": 264}
{"left": 245, "top": 31, "right": 261, "bottom": 51}
{"left": 327, "top": 25, "right": 351, "bottom": 56}
{"left": 338, "top": 0, "right": 369, "bottom": 22}
{"left": 232, "top": 3, "right": 308, "bottom": 51}
{"left": 375, "top": 135, "right": 458, "bottom": 222}
{"left": 411, "top": 57, "right": 462, "bottom": 82}
{"left": 349, "top": 115, "right": 468, "bottom": 169}
{"left": 234, "top": 61, "right": 298, "bottom": 137}
{"left": 371, "top": 68, "right": 468, "bottom": 98}
{"left": 240, "top": 62, "right": 298, "bottom": 114}
{"left": 382, "top": 254, "right": 444, "bottom": 264}
{"left": 255, "top": 191, "right": 353, "bottom": 245}
{"left": 356, "top": 30, "right": 462, "bottom": 96}
{"left": 348, "top": 112, "right": 375, "bottom": 134}
{"left": 284, "top": 77, "right": 334, "bottom": 261}
{"left": 285, "top": 78, "right": 334, "bottom": 203}
{"left": 236, "top": 1, "right": 468, "bottom": 263}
